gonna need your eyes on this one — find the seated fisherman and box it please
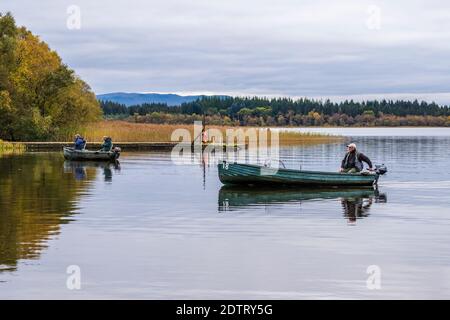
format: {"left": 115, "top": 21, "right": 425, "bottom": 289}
{"left": 100, "top": 136, "right": 113, "bottom": 152}
{"left": 340, "top": 143, "right": 373, "bottom": 173}
{"left": 74, "top": 134, "right": 86, "bottom": 150}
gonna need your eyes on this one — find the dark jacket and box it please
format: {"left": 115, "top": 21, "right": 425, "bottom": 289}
{"left": 341, "top": 151, "right": 372, "bottom": 170}
{"left": 74, "top": 137, "right": 86, "bottom": 150}
{"left": 101, "top": 138, "right": 113, "bottom": 152}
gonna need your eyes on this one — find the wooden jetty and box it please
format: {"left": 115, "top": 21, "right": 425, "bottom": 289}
{"left": 15, "top": 142, "right": 245, "bottom": 152}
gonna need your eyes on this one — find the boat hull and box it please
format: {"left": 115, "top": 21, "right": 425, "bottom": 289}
{"left": 63, "top": 147, "right": 120, "bottom": 161}
{"left": 218, "top": 161, "right": 378, "bottom": 187}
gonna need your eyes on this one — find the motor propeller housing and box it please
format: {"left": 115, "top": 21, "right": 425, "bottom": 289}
{"left": 375, "top": 164, "right": 388, "bottom": 175}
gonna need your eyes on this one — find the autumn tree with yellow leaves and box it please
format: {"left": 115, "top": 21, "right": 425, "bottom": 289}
{"left": 0, "top": 12, "right": 101, "bottom": 141}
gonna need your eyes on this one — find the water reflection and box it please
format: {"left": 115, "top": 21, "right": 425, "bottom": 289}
{"left": 0, "top": 154, "right": 97, "bottom": 273}
{"left": 63, "top": 161, "right": 120, "bottom": 182}
{"left": 341, "top": 190, "right": 386, "bottom": 223}
{"left": 218, "top": 186, "right": 386, "bottom": 222}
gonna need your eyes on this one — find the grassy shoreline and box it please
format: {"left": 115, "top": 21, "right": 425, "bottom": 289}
{"left": 1, "top": 121, "right": 344, "bottom": 147}
{"left": 74, "top": 121, "right": 343, "bottom": 145}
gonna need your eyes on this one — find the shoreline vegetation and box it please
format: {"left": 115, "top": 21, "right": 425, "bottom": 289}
{"left": 100, "top": 96, "right": 450, "bottom": 128}
{"left": 1, "top": 122, "right": 342, "bottom": 150}
{"left": 76, "top": 121, "right": 343, "bottom": 146}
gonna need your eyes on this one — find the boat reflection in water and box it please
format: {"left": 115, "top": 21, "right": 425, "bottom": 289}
{"left": 63, "top": 161, "right": 121, "bottom": 182}
{"left": 218, "top": 186, "right": 387, "bottom": 223}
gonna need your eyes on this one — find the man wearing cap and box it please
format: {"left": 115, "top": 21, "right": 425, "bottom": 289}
{"left": 340, "top": 143, "right": 373, "bottom": 173}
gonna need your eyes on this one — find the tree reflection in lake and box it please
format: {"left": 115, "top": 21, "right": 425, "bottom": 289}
{"left": 0, "top": 154, "right": 97, "bottom": 273}
{"left": 218, "top": 185, "right": 386, "bottom": 222}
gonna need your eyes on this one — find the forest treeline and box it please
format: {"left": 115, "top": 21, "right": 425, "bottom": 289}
{"left": 101, "top": 96, "right": 450, "bottom": 127}
{"left": 0, "top": 12, "right": 101, "bottom": 141}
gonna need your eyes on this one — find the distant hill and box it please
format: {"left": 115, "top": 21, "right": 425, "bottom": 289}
{"left": 96, "top": 92, "right": 229, "bottom": 106}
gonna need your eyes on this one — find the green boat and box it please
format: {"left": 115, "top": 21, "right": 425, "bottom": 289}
{"left": 218, "top": 161, "right": 387, "bottom": 187}
{"left": 63, "top": 147, "right": 120, "bottom": 162}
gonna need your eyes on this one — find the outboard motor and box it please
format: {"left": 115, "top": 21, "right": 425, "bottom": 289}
{"left": 375, "top": 164, "right": 387, "bottom": 175}
{"left": 112, "top": 147, "right": 121, "bottom": 161}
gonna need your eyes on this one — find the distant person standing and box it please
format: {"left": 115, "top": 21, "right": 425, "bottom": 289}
{"left": 202, "top": 127, "right": 208, "bottom": 143}
{"left": 340, "top": 143, "right": 373, "bottom": 173}
{"left": 74, "top": 134, "right": 86, "bottom": 150}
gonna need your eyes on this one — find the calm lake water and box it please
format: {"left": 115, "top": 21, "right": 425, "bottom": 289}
{"left": 1, "top": 128, "right": 450, "bottom": 299}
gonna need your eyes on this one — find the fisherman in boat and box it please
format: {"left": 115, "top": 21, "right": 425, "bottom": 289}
{"left": 74, "top": 134, "right": 86, "bottom": 150}
{"left": 100, "top": 136, "right": 113, "bottom": 152}
{"left": 340, "top": 143, "right": 373, "bottom": 173}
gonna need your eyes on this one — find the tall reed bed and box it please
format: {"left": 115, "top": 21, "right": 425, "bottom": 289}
{"left": 76, "top": 122, "right": 196, "bottom": 142}
{"left": 70, "top": 121, "right": 342, "bottom": 145}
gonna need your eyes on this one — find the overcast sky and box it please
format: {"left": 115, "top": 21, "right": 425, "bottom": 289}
{"left": 3, "top": 0, "right": 450, "bottom": 103}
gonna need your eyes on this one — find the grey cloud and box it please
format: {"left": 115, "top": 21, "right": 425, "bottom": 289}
{"left": 3, "top": 0, "right": 450, "bottom": 103}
